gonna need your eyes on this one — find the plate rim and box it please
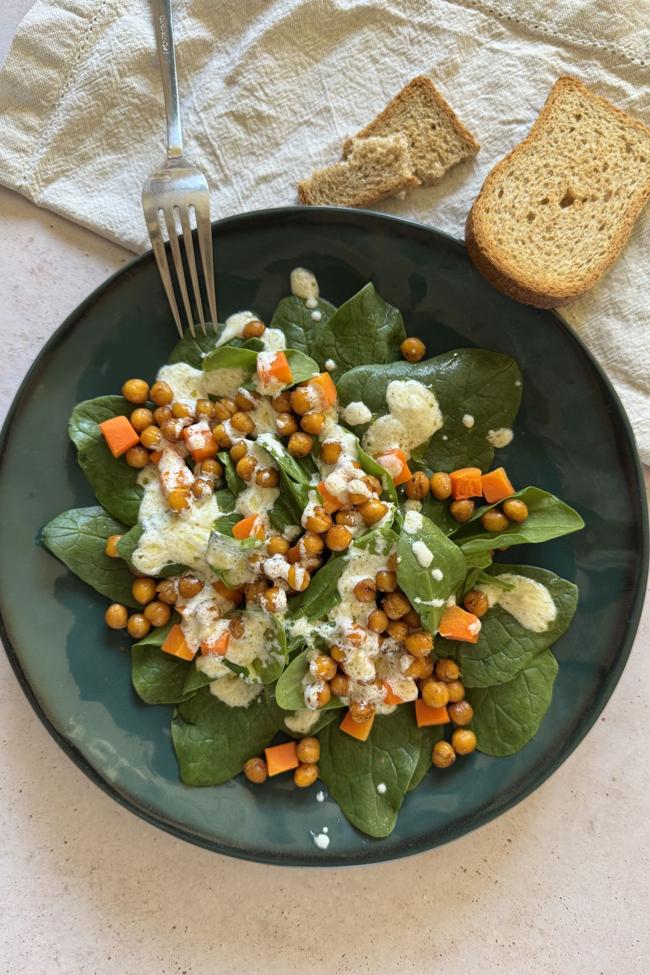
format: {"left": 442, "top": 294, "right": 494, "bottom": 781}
{"left": 0, "top": 205, "right": 647, "bottom": 866}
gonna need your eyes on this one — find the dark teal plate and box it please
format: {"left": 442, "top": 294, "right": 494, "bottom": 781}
{"left": 0, "top": 208, "right": 647, "bottom": 865}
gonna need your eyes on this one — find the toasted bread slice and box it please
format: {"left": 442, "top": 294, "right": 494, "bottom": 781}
{"left": 297, "top": 134, "right": 420, "bottom": 207}
{"left": 342, "top": 76, "right": 479, "bottom": 184}
{"left": 466, "top": 77, "right": 650, "bottom": 308}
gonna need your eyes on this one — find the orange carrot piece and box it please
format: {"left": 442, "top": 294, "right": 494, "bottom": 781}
{"left": 310, "top": 372, "right": 338, "bottom": 408}
{"left": 481, "top": 467, "right": 515, "bottom": 504}
{"left": 212, "top": 580, "right": 245, "bottom": 605}
{"left": 257, "top": 351, "right": 293, "bottom": 387}
{"left": 149, "top": 450, "right": 163, "bottom": 465}
{"left": 200, "top": 632, "right": 230, "bottom": 656}
{"left": 415, "top": 699, "right": 450, "bottom": 727}
{"left": 340, "top": 710, "right": 375, "bottom": 741}
{"left": 382, "top": 681, "right": 404, "bottom": 706}
{"left": 161, "top": 623, "right": 195, "bottom": 661}
{"left": 232, "top": 515, "right": 263, "bottom": 540}
{"left": 438, "top": 604, "right": 481, "bottom": 643}
{"left": 376, "top": 448, "right": 412, "bottom": 486}
{"left": 450, "top": 466, "right": 483, "bottom": 500}
{"left": 182, "top": 423, "right": 218, "bottom": 462}
{"left": 99, "top": 415, "right": 140, "bottom": 458}
{"left": 264, "top": 741, "right": 299, "bottom": 776}
{"left": 317, "top": 480, "right": 345, "bottom": 514}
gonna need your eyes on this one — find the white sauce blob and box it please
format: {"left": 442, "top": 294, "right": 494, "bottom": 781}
{"left": 363, "top": 380, "right": 443, "bottom": 458}
{"left": 476, "top": 574, "right": 557, "bottom": 632}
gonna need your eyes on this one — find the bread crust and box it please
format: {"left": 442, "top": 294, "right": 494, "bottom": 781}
{"left": 466, "top": 77, "right": 650, "bottom": 308}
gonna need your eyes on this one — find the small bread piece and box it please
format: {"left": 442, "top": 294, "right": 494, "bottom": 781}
{"left": 298, "top": 134, "right": 420, "bottom": 207}
{"left": 466, "top": 77, "right": 650, "bottom": 308}
{"left": 342, "top": 76, "right": 480, "bottom": 184}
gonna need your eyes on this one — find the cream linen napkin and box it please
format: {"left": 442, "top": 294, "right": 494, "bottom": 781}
{"left": 0, "top": 0, "right": 648, "bottom": 460}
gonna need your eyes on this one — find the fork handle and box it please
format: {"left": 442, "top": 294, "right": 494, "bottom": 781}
{"left": 151, "top": 0, "right": 183, "bottom": 158}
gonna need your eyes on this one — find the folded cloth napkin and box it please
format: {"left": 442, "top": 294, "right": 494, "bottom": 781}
{"left": 0, "top": 0, "right": 648, "bottom": 460}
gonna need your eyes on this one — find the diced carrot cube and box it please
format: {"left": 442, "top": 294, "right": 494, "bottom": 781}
{"left": 415, "top": 699, "right": 450, "bottom": 727}
{"left": 317, "top": 480, "right": 345, "bottom": 514}
{"left": 376, "top": 448, "right": 412, "bottom": 486}
{"left": 232, "top": 515, "right": 263, "bottom": 540}
{"left": 438, "top": 604, "right": 481, "bottom": 643}
{"left": 200, "top": 631, "right": 229, "bottom": 656}
{"left": 382, "top": 681, "right": 404, "bottom": 706}
{"left": 340, "top": 710, "right": 375, "bottom": 741}
{"left": 450, "top": 467, "right": 483, "bottom": 500}
{"left": 149, "top": 450, "right": 163, "bottom": 464}
{"left": 212, "top": 580, "right": 244, "bottom": 605}
{"left": 481, "top": 467, "right": 515, "bottom": 504}
{"left": 264, "top": 741, "right": 299, "bottom": 776}
{"left": 182, "top": 423, "right": 218, "bottom": 462}
{"left": 310, "top": 372, "right": 338, "bottom": 408}
{"left": 257, "top": 351, "right": 293, "bottom": 387}
{"left": 99, "top": 415, "right": 140, "bottom": 458}
{"left": 161, "top": 623, "right": 195, "bottom": 661}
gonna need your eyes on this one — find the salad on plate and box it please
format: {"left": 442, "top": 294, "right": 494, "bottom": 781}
{"left": 43, "top": 268, "right": 584, "bottom": 839}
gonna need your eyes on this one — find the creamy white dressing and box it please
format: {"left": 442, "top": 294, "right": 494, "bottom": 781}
{"left": 324, "top": 359, "right": 336, "bottom": 372}
{"left": 412, "top": 540, "right": 433, "bottom": 567}
{"left": 341, "top": 401, "right": 372, "bottom": 426}
{"left": 310, "top": 310, "right": 322, "bottom": 322}
{"left": 403, "top": 509, "right": 424, "bottom": 534}
{"left": 363, "top": 380, "right": 443, "bottom": 458}
{"left": 487, "top": 428, "right": 514, "bottom": 448}
{"left": 261, "top": 328, "right": 286, "bottom": 351}
{"left": 215, "top": 310, "right": 258, "bottom": 347}
{"left": 156, "top": 361, "right": 248, "bottom": 404}
{"left": 290, "top": 267, "right": 319, "bottom": 301}
{"left": 209, "top": 674, "right": 264, "bottom": 707}
{"left": 476, "top": 574, "right": 557, "bottom": 632}
{"left": 311, "top": 831, "right": 330, "bottom": 850}
{"left": 284, "top": 709, "right": 322, "bottom": 735}
{"left": 462, "top": 413, "right": 475, "bottom": 429}
{"left": 206, "top": 533, "right": 255, "bottom": 587}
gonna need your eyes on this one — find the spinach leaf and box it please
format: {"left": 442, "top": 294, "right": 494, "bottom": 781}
{"left": 274, "top": 648, "right": 343, "bottom": 711}
{"left": 202, "top": 345, "right": 258, "bottom": 372}
{"left": 408, "top": 725, "right": 444, "bottom": 791}
{"left": 418, "top": 494, "right": 458, "bottom": 536}
{"left": 213, "top": 512, "right": 241, "bottom": 536}
{"left": 131, "top": 620, "right": 196, "bottom": 705}
{"left": 318, "top": 707, "right": 421, "bottom": 838}
{"left": 264, "top": 687, "right": 339, "bottom": 738}
{"left": 269, "top": 493, "right": 303, "bottom": 533}
{"left": 454, "top": 487, "right": 585, "bottom": 555}
{"left": 256, "top": 433, "right": 310, "bottom": 510}
{"left": 168, "top": 325, "right": 265, "bottom": 368}
{"left": 254, "top": 616, "right": 289, "bottom": 684}
{"left": 439, "top": 565, "right": 578, "bottom": 688}
{"left": 337, "top": 349, "right": 522, "bottom": 472}
{"left": 69, "top": 397, "right": 143, "bottom": 525}
{"left": 284, "top": 349, "right": 321, "bottom": 385}
{"left": 42, "top": 506, "right": 139, "bottom": 606}
{"left": 269, "top": 295, "right": 337, "bottom": 355}
{"left": 182, "top": 663, "right": 211, "bottom": 695}
{"left": 467, "top": 649, "right": 559, "bottom": 756}
{"left": 117, "top": 523, "right": 186, "bottom": 578}
{"left": 218, "top": 451, "right": 245, "bottom": 497}
{"left": 286, "top": 555, "right": 347, "bottom": 621}
{"left": 396, "top": 514, "right": 465, "bottom": 633}
{"left": 311, "top": 283, "right": 406, "bottom": 381}
{"left": 214, "top": 487, "right": 237, "bottom": 513}
{"left": 171, "top": 686, "right": 280, "bottom": 786}
{"left": 461, "top": 550, "right": 493, "bottom": 597}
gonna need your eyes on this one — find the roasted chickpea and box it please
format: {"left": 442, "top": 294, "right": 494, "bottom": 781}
{"left": 400, "top": 336, "right": 426, "bottom": 362}
{"left": 105, "top": 603, "right": 128, "bottom": 629}
{"left": 286, "top": 545, "right": 301, "bottom": 565}
{"left": 320, "top": 440, "right": 342, "bottom": 465}
{"left": 403, "top": 608, "right": 421, "bottom": 628}
{"left": 404, "top": 656, "right": 434, "bottom": 679}
{"left": 144, "top": 600, "right": 171, "bottom": 628}
{"left": 446, "top": 680, "right": 465, "bottom": 703}
{"left": 267, "top": 535, "right": 290, "bottom": 556}
{"left": 229, "top": 616, "right": 245, "bottom": 638}
{"left": 382, "top": 591, "right": 411, "bottom": 620}
{"left": 243, "top": 318, "right": 266, "bottom": 339}
{"left": 122, "top": 378, "right": 149, "bottom": 404}
{"left": 150, "top": 381, "right": 173, "bottom": 406}
{"left": 132, "top": 577, "right": 157, "bottom": 605}
{"left": 127, "top": 613, "right": 151, "bottom": 639}
{"left": 245, "top": 579, "right": 269, "bottom": 605}
{"left": 405, "top": 631, "right": 433, "bottom": 658}
{"left": 236, "top": 455, "right": 257, "bottom": 482}
{"left": 213, "top": 400, "right": 233, "bottom": 422}
{"left": 295, "top": 737, "right": 320, "bottom": 764}
{"left": 300, "top": 531, "right": 324, "bottom": 556}
{"left": 330, "top": 645, "right": 346, "bottom": 664}
{"left": 178, "top": 573, "right": 204, "bottom": 599}
{"left": 156, "top": 578, "right": 178, "bottom": 605}
{"left": 125, "top": 445, "right": 150, "bottom": 468}
{"left": 368, "top": 608, "right": 389, "bottom": 633}
{"left": 422, "top": 680, "right": 450, "bottom": 708}
{"left": 326, "top": 525, "right": 352, "bottom": 552}
{"left": 387, "top": 620, "right": 408, "bottom": 643}
{"left": 168, "top": 487, "right": 191, "bottom": 511}
{"left": 276, "top": 412, "right": 298, "bottom": 437}
{"left": 359, "top": 498, "right": 388, "bottom": 526}
{"left": 235, "top": 389, "right": 258, "bottom": 412}
{"left": 353, "top": 578, "right": 376, "bottom": 602}
{"left": 256, "top": 467, "right": 280, "bottom": 488}
{"left": 330, "top": 672, "right": 349, "bottom": 697}
{"left": 405, "top": 471, "right": 430, "bottom": 499}
{"left": 345, "top": 626, "right": 366, "bottom": 647}
{"left": 140, "top": 425, "right": 163, "bottom": 450}
{"left": 452, "top": 728, "right": 477, "bottom": 755}
{"left": 130, "top": 407, "right": 154, "bottom": 433}
{"left": 309, "top": 681, "right": 332, "bottom": 709}
{"left": 503, "top": 498, "right": 529, "bottom": 523}
{"left": 448, "top": 700, "right": 474, "bottom": 726}
{"left": 304, "top": 506, "right": 332, "bottom": 534}
{"left": 481, "top": 510, "right": 509, "bottom": 533}
{"left": 229, "top": 441, "right": 248, "bottom": 462}
{"left": 310, "top": 654, "right": 337, "bottom": 681}
{"left": 335, "top": 511, "right": 359, "bottom": 527}
{"left": 450, "top": 499, "right": 475, "bottom": 523}
{"left": 212, "top": 425, "right": 232, "bottom": 450}
{"left": 349, "top": 700, "right": 375, "bottom": 724}
{"left": 105, "top": 534, "right": 122, "bottom": 559}
{"left": 197, "top": 457, "right": 223, "bottom": 479}
{"left": 271, "top": 392, "right": 292, "bottom": 413}
{"left": 160, "top": 418, "right": 183, "bottom": 442}
{"left": 376, "top": 569, "right": 397, "bottom": 593}
{"left": 153, "top": 405, "right": 173, "bottom": 426}
{"left": 243, "top": 757, "right": 268, "bottom": 784}
{"left": 260, "top": 586, "right": 286, "bottom": 614}
{"left": 287, "top": 432, "right": 313, "bottom": 458}
{"left": 195, "top": 398, "right": 216, "bottom": 419}
{"left": 290, "top": 386, "right": 315, "bottom": 416}
{"left": 463, "top": 589, "right": 489, "bottom": 617}
{"left": 172, "top": 401, "right": 193, "bottom": 420}
{"left": 287, "top": 564, "right": 310, "bottom": 592}
{"left": 294, "top": 763, "right": 319, "bottom": 788}
{"left": 191, "top": 477, "right": 214, "bottom": 499}
{"left": 432, "top": 740, "right": 456, "bottom": 768}
{"left": 430, "top": 472, "right": 453, "bottom": 501}
{"left": 301, "top": 411, "right": 325, "bottom": 435}
{"left": 348, "top": 486, "right": 371, "bottom": 505}
{"left": 230, "top": 411, "right": 255, "bottom": 435}
{"left": 435, "top": 658, "right": 460, "bottom": 682}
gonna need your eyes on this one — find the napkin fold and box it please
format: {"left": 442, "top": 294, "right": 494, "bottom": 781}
{"left": 0, "top": 0, "right": 648, "bottom": 460}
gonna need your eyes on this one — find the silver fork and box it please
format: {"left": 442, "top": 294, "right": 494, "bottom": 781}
{"left": 142, "top": 0, "right": 217, "bottom": 338}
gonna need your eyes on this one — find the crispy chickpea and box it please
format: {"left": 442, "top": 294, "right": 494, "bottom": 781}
{"left": 403, "top": 608, "right": 421, "bottom": 628}
{"left": 130, "top": 407, "right": 154, "bottom": 432}
{"left": 382, "top": 591, "right": 411, "bottom": 620}
{"left": 196, "top": 398, "right": 216, "bottom": 419}
{"left": 231, "top": 411, "right": 256, "bottom": 435}
{"left": 276, "top": 412, "right": 298, "bottom": 436}
{"left": 364, "top": 475, "right": 384, "bottom": 495}
{"left": 153, "top": 405, "right": 173, "bottom": 426}
{"left": 463, "top": 589, "right": 489, "bottom": 617}
{"left": 105, "top": 534, "right": 122, "bottom": 559}
{"left": 172, "top": 401, "right": 193, "bottom": 420}
{"left": 309, "top": 682, "right": 332, "bottom": 709}
{"left": 220, "top": 397, "right": 238, "bottom": 416}
{"left": 400, "top": 336, "right": 426, "bottom": 362}
{"left": 446, "top": 680, "right": 465, "bottom": 703}
{"left": 242, "top": 318, "right": 266, "bottom": 339}
{"left": 245, "top": 580, "right": 268, "bottom": 605}
{"left": 229, "top": 441, "right": 248, "bottom": 462}
{"left": 330, "top": 672, "right": 350, "bottom": 697}
{"left": 326, "top": 525, "right": 352, "bottom": 552}
{"left": 160, "top": 418, "right": 183, "bottom": 442}
{"left": 191, "top": 477, "right": 214, "bottom": 499}
{"left": 310, "top": 654, "right": 337, "bottom": 681}
{"left": 482, "top": 510, "right": 509, "bottom": 533}
{"left": 197, "top": 457, "right": 223, "bottom": 479}
{"left": 330, "top": 645, "right": 346, "bottom": 664}
{"left": 435, "top": 658, "right": 460, "bottom": 682}
{"left": 300, "top": 531, "right": 324, "bottom": 556}
{"left": 404, "top": 656, "right": 434, "bottom": 679}
{"left": 286, "top": 545, "right": 300, "bottom": 564}
{"left": 236, "top": 455, "right": 257, "bottom": 482}
{"left": 348, "top": 486, "right": 370, "bottom": 505}
{"left": 243, "top": 757, "right": 268, "bottom": 784}
{"left": 320, "top": 440, "right": 342, "bottom": 465}
{"left": 229, "top": 616, "right": 245, "bottom": 638}
{"left": 405, "top": 471, "right": 430, "bottom": 499}
{"left": 156, "top": 578, "right": 178, "bottom": 605}
{"left": 295, "top": 737, "right": 321, "bottom": 765}
{"left": 450, "top": 499, "right": 475, "bottom": 523}
{"left": 168, "top": 487, "right": 191, "bottom": 511}
{"left": 287, "top": 564, "right": 310, "bottom": 592}
{"left": 422, "top": 680, "right": 450, "bottom": 708}
{"left": 127, "top": 613, "right": 151, "bottom": 639}
{"left": 287, "top": 431, "right": 313, "bottom": 458}
{"left": 105, "top": 603, "right": 128, "bottom": 629}
{"left": 271, "top": 392, "right": 292, "bottom": 413}
{"left": 150, "top": 381, "right": 173, "bottom": 406}
{"left": 178, "top": 573, "right": 204, "bottom": 599}
{"left": 294, "top": 763, "right": 319, "bottom": 788}
{"left": 349, "top": 700, "right": 375, "bottom": 724}
{"left": 144, "top": 600, "right": 172, "bottom": 628}
{"left": 448, "top": 700, "right": 474, "bottom": 726}
{"left": 267, "top": 535, "right": 290, "bottom": 556}
{"left": 387, "top": 622, "right": 408, "bottom": 643}
{"left": 125, "top": 445, "right": 149, "bottom": 468}
{"left": 260, "top": 587, "right": 286, "bottom": 614}
{"left": 368, "top": 608, "right": 389, "bottom": 633}
{"left": 375, "top": 569, "right": 397, "bottom": 593}
{"left": 452, "top": 728, "right": 477, "bottom": 755}
{"left": 132, "top": 577, "right": 157, "bottom": 605}
{"left": 405, "top": 631, "right": 433, "bottom": 658}
{"left": 235, "top": 389, "right": 257, "bottom": 412}
{"left": 430, "top": 472, "right": 453, "bottom": 501}
{"left": 353, "top": 578, "right": 376, "bottom": 602}
{"left": 212, "top": 425, "right": 232, "bottom": 450}
{"left": 359, "top": 498, "right": 388, "bottom": 526}
{"left": 122, "top": 378, "right": 149, "bottom": 404}
{"left": 290, "top": 386, "right": 315, "bottom": 416}
{"left": 503, "top": 498, "right": 529, "bottom": 523}
{"left": 432, "top": 740, "right": 456, "bottom": 768}
{"left": 345, "top": 626, "right": 366, "bottom": 647}
{"left": 256, "top": 467, "right": 280, "bottom": 488}
{"left": 301, "top": 411, "right": 325, "bottom": 435}
{"left": 335, "top": 511, "right": 358, "bottom": 527}
{"left": 140, "top": 425, "right": 163, "bottom": 450}
{"left": 304, "top": 506, "right": 332, "bottom": 534}
{"left": 213, "top": 401, "right": 233, "bottom": 422}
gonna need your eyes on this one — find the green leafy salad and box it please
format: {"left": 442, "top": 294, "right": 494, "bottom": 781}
{"left": 42, "top": 268, "right": 584, "bottom": 840}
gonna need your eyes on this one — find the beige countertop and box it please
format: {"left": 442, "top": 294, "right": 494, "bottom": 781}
{"left": 1, "top": 4, "right": 649, "bottom": 973}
